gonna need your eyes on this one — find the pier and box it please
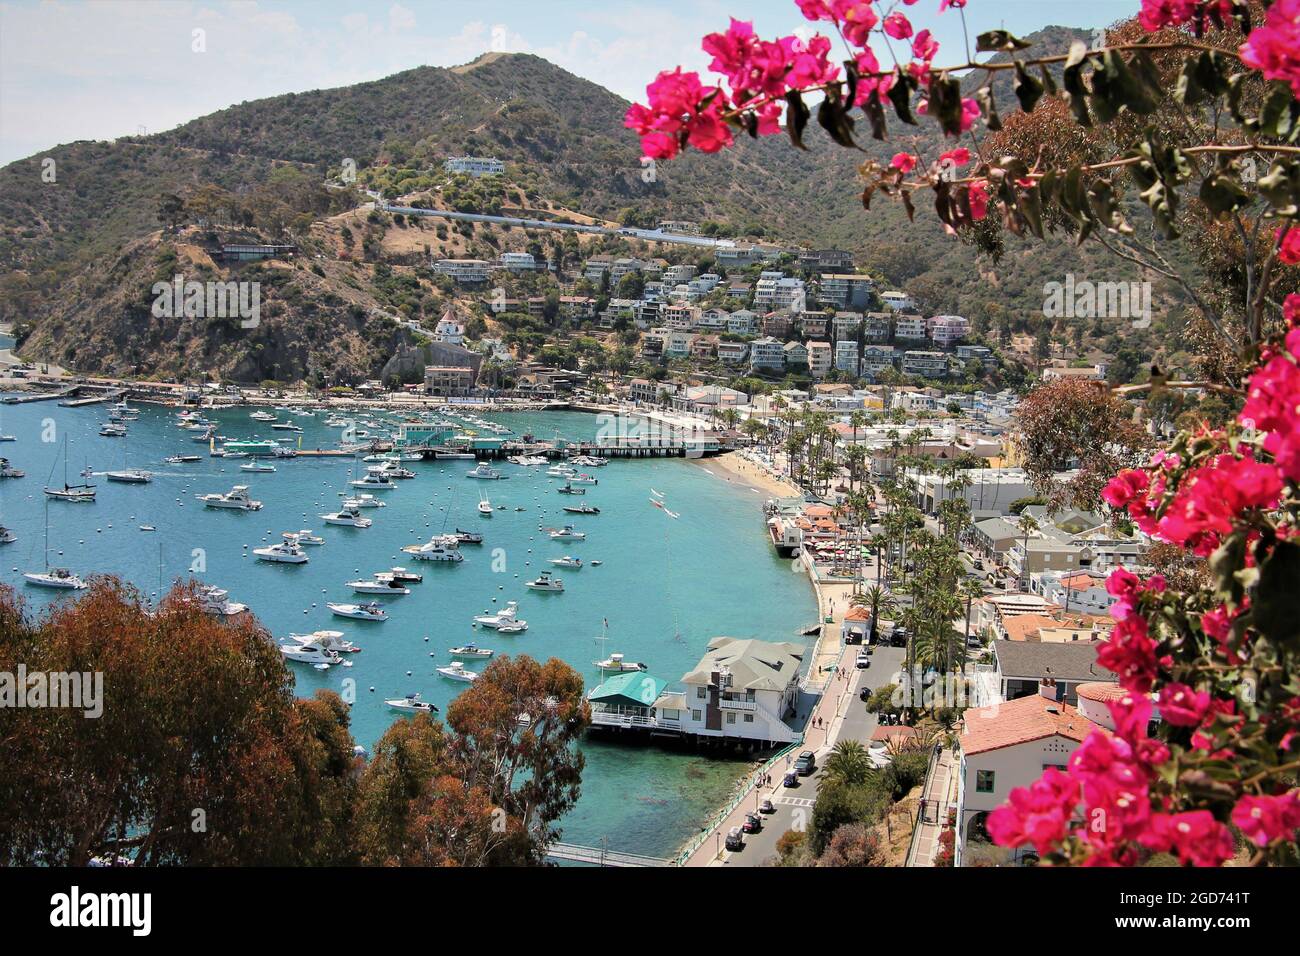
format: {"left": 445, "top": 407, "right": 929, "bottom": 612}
{"left": 545, "top": 842, "right": 673, "bottom": 867}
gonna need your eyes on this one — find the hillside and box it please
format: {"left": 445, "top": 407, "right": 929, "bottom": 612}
{"left": 0, "top": 31, "right": 1189, "bottom": 382}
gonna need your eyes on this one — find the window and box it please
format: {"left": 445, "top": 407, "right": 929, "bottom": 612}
{"left": 725, "top": 712, "right": 736, "bottom": 724}
{"left": 696, "top": 687, "right": 706, "bottom": 699}
{"left": 743, "top": 714, "right": 754, "bottom": 723}
{"left": 976, "top": 770, "right": 995, "bottom": 793}
{"left": 691, "top": 710, "right": 702, "bottom": 722}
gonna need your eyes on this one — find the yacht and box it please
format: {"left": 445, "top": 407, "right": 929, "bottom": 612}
{"left": 346, "top": 574, "right": 410, "bottom": 595}
{"left": 286, "top": 629, "right": 359, "bottom": 654}
{"left": 385, "top": 567, "right": 422, "bottom": 583}
{"left": 319, "top": 505, "right": 372, "bottom": 528}
{"left": 0, "top": 526, "right": 16, "bottom": 544}
{"left": 546, "top": 466, "right": 575, "bottom": 478}
{"left": 451, "top": 529, "right": 483, "bottom": 544}
{"left": 478, "top": 496, "right": 493, "bottom": 516}
{"left": 194, "top": 583, "right": 248, "bottom": 617}
{"left": 525, "top": 571, "right": 565, "bottom": 592}
{"left": 344, "top": 493, "right": 385, "bottom": 509}
{"left": 23, "top": 566, "right": 87, "bottom": 589}
{"left": 240, "top": 461, "right": 277, "bottom": 473}
{"left": 270, "top": 422, "right": 302, "bottom": 433}
{"left": 327, "top": 601, "right": 388, "bottom": 621}
{"left": 386, "top": 693, "right": 438, "bottom": 714}
{"left": 162, "top": 455, "right": 200, "bottom": 464}
{"left": 250, "top": 411, "right": 277, "bottom": 422}
{"left": 105, "top": 469, "right": 153, "bottom": 484}
{"left": 549, "top": 525, "right": 586, "bottom": 541}
{"left": 449, "top": 642, "right": 494, "bottom": 658}
{"left": 279, "top": 639, "right": 345, "bottom": 669}
{"left": 350, "top": 468, "right": 395, "bottom": 490}
{"left": 563, "top": 504, "right": 600, "bottom": 515}
{"left": 436, "top": 661, "right": 477, "bottom": 683}
{"left": 295, "top": 529, "right": 326, "bottom": 546}
{"left": 466, "top": 462, "right": 504, "bottom": 480}
{"left": 594, "top": 652, "right": 648, "bottom": 673}
{"left": 0, "top": 458, "right": 24, "bottom": 478}
{"left": 570, "top": 455, "right": 608, "bottom": 467}
{"left": 44, "top": 437, "right": 95, "bottom": 501}
{"left": 198, "top": 485, "right": 263, "bottom": 510}
{"left": 550, "top": 556, "right": 582, "bottom": 569}
{"left": 109, "top": 401, "right": 140, "bottom": 421}
{"left": 473, "top": 602, "right": 527, "bottom": 631}
{"left": 99, "top": 422, "right": 128, "bottom": 437}
{"left": 556, "top": 483, "right": 585, "bottom": 495}
{"left": 402, "top": 535, "right": 464, "bottom": 562}
{"left": 254, "top": 533, "right": 309, "bottom": 564}
{"left": 379, "top": 462, "right": 416, "bottom": 480}
{"left": 568, "top": 474, "right": 598, "bottom": 486}
{"left": 507, "top": 455, "right": 547, "bottom": 466}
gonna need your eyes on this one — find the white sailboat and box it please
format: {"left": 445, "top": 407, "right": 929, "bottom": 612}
{"left": 43, "top": 436, "right": 96, "bottom": 502}
{"left": 23, "top": 500, "right": 88, "bottom": 589}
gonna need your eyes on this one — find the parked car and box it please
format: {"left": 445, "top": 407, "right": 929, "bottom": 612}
{"left": 973, "top": 558, "right": 985, "bottom": 571}
{"left": 855, "top": 652, "right": 871, "bottom": 669}
{"left": 794, "top": 750, "right": 817, "bottom": 775}
{"left": 743, "top": 812, "right": 763, "bottom": 833}
{"left": 759, "top": 797, "right": 775, "bottom": 814}
{"left": 868, "top": 740, "right": 894, "bottom": 768}
{"left": 724, "top": 827, "right": 745, "bottom": 851}
{"left": 783, "top": 770, "right": 799, "bottom": 788}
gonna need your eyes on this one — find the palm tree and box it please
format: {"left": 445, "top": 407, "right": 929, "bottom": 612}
{"left": 823, "top": 740, "right": 873, "bottom": 787}
{"left": 960, "top": 577, "right": 986, "bottom": 666}
{"left": 854, "top": 584, "right": 896, "bottom": 645}
{"left": 1016, "top": 513, "right": 1040, "bottom": 587}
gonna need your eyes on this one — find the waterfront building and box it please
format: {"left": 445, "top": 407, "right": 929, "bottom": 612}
{"left": 424, "top": 365, "right": 476, "bottom": 396}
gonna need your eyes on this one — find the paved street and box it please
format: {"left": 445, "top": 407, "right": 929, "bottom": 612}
{"left": 715, "top": 644, "right": 906, "bottom": 867}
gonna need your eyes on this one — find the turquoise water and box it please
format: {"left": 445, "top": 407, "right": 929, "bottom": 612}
{"left": 0, "top": 401, "right": 815, "bottom": 856}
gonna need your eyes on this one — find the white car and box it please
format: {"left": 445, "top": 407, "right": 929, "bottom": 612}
{"left": 867, "top": 740, "right": 894, "bottom": 769}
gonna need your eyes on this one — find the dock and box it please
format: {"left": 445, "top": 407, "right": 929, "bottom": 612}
{"left": 545, "top": 842, "right": 672, "bottom": 867}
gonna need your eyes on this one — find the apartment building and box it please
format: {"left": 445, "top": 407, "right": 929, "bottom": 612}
{"left": 834, "top": 339, "right": 860, "bottom": 375}
{"left": 880, "top": 290, "right": 916, "bottom": 312}
{"left": 893, "top": 315, "right": 928, "bottom": 341}
{"left": 443, "top": 156, "right": 504, "bottom": 176}
{"left": 817, "top": 273, "right": 875, "bottom": 310}
{"left": 902, "top": 350, "right": 949, "bottom": 378}
{"left": 749, "top": 336, "right": 786, "bottom": 372}
{"left": 433, "top": 259, "right": 491, "bottom": 283}
{"left": 806, "top": 341, "right": 833, "bottom": 378}
{"left": 928, "top": 314, "right": 971, "bottom": 346}
{"left": 863, "top": 312, "right": 892, "bottom": 343}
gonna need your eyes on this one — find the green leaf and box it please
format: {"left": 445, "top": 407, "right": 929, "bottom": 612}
{"left": 1012, "top": 60, "right": 1043, "bottom": 114}
{"left": 1198, "top": 168, "right": 1250, "bottom": 218}
{"left": 976, "top": 30, "right": 1032, "bottom": 53}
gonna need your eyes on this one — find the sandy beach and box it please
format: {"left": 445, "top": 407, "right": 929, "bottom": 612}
{"left": 694, "top": 450, "right": 800, "bottom": 499}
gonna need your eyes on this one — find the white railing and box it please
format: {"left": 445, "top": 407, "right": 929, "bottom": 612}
{"left": 718, "top": 697, "right": 757, "bottom": 711}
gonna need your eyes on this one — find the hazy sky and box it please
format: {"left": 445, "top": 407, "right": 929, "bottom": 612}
{"left": 0, "top": 0, "right": 1138, "bottom": 165}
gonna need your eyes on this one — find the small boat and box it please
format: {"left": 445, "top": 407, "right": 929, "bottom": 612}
{"left": 451, "top": 529, "right": 483, "bottom": 544}
{"left": 570, "top": 455, "right": 608, "bottom": 467}
{"left": 449, "top": 643, "right": 494, "bottom": 658}
{"left": 563, "top": 504, "right": 600, "bottom": 515}
{"left": 402, "top": 536, "right": 464, "bottom": 562}
{"left": 319, "top": 506, "right": 372, "bottom": 528}
{"left": 350, "top": 468, "right": 395, "bottom": 490}
{"left": 466, "top": 462, "right": 505, "bottom": 480}
{"left": 346, "top": 574, "right": 410, "bottom": 595}
{"left": 99, "top": 423, "right": 128, "bottom": 437}
{"left": 23, "top": 567, "right": 87, "bottom": 589}
{"left": 254, "top": 533, "right": 310, "bottom": 564}
{"left": 0, "top": 526, "right": 16, "bottom": 544}
{"left": 386, "top": 693, "right": 438, "bottom": 714}
{"left": 163, "top": 455, "right": 200, "bottom": 464}
{"left": 194, "top": 583, "right": 248, "bottom": 617}
{"left": 549, "top": 525, "right": 586, "bottom": 541}
{"left": 550, "top": 556, "right": 582, "bottom": 569}
{"left": 295, "top": 529, "right": 326, "bottom": 545}
{"left": 0, "top": 458, "right": 24, "bottom": 478}
{"left": 328, "top": 601, "right": 388, "bottom": 621}
{"left": 546, "top": 466, "right": 575, "bottom": 478}
{"left": 474, "top": 601, "right": 527, "bottom": 631}
{"left": 240, "top": 462, "right": 277, "bottom": 473}
{"left": 568, "top": 474, "right": 598, "bottom": 486}
{"left": 437, "top": 661, "right": 477, "bottom": 683}
{"left": 279, "top": 639, "right": 346, "bottom": 669}
{"left": 270, "top": 422, "right": 302, "bottom": 433}
{"left": 594, "top": 653, "right": 647, "bottom": 673}
{"left": 344, "top": 493, "right": 385, "bottom": 509}
{"left": 525, "top": 571, "right": 565, "bottom": 592}
{"left": 556, "top": 483, "right": 585, "bottom": 495}
{"left": 139, "top": 525, "right": 156, "bottom": 532}
{"left": 379, "top": 462, "right": 416, "bottom": 479}
{"left": 386, "top": 566, "right": 422, "bottom": 583}
{"left": 478, "top": 496, "right": 493, "bottom": 516}
{"left": 286, "top": 629, "right": 358, "bottom": 653}
{"left": 0, "top": 435, "right": 15, "bottom": 442}
{"left": 105, "top": 469, "right": 153, "bottom": 484}
{"left": 250, "top": 411, "right": 277, "bottom": 422}
{"left": 198, "top": 485, "right": 262, "bottom": 510}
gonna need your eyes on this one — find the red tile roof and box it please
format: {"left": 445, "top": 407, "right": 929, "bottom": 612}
{"left": 961, "top": 695, "right": 1099, "bottom": 756}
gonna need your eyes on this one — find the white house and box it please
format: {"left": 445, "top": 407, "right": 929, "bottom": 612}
{"left": 880, "top": 290, "right": 916, "bottom": 312}
{"left": 806, "top": 341, "right": 833, "bottom": 378}
{"left": 749, "top": 336, "right": 786, "bottom": 372}
{"left": 443, "top": 156, "right": 504, "bottom": 177}
{"left": 727, "top": 309, "right": 759, "bottom": 335}
{"left": 835, "top": 339, "right": 860, "bottom": 375}
{"left": 665, "top": 637, "right": 804, "bottom": 744}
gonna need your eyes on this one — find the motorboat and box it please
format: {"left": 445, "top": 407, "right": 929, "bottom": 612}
{"left": 350, "top": 468, "right": 395, "bottom": 490}
{"left": 549, "top": 525, "right": 586, "bottom": 541}
{"left": 250, "top": 411, "right": 277, "bottom": 422}
{"left": 525, "top": 571, "right": 565, "bottom": 592}
{"left": 163, "top": 455, "right": 200, "bottom": 464}
{"left": 198, "top": 485, "right": 262, "bottom": 510}
{"left": 379, "top": 462, "right": 416, "bottom": 479}
{"left": 23, "top": 567, "right": 87, "bottom": 590}
{"left": 0, "top": 458, "right": 24, "bottom": 478}
{"left": 449, "top": 643, "right": 494, "bottom": 658}
{"left": 194, "top": 583, "right": 247, "bottom": 617}
{"left": 546, "top": 466, "right": 575, "bottom": 478}
{"left": 295, "top": 529, "right": 326, "bottom": 545}
{"left": 240, "top": 461, "right": 277, "bottom": 473}
{"left": 270, "top": 422, "right": 302, "bottom": 433}
{"left": 279, "top": 639, "right": 345, "bottom": 669}
{"left": 568, "top": 474, "right": 598, "bottom": 485}
{"left": 105, "top": 469, "right": 153, "bottom": 484}
{"left": 0, "top": 526, "right": 15, "bottom": 544}
{"left": 286, "top": 629, "right": 358, "bottom": 654}
{"left": 99, "top": 423, "right": 128, "bottom": 437}
{"left": 386, "top": 693, "right": 438, "bottom": 714}
{"left": 319, "top": 505, "right": 372, "bottom": 528}
{"left": 556, "top": 483, "right": 585, "bottom": 495}
{"left": 385, "top": 566, "right": 422, "bottom": 583}
{"left": 451, "top": 529, "right": 483, "bottom": 544}
{"left": 570, "top": 455, "right": 608, "bottom": 467}
{"left": 254, "top": 533, "right": 310, "bottom": 564}
{"left": 507, "top": 455, "right": 547, "bottom": 466}
{"left": 473, "top": 601, "right": 527, "bottom": 631}
{"left": 594, "top": 653, "right": 647, "bottom": 673}
{"left": 327, "top": 601, "right": 388, "bottom": 621}
{"left": 402, "top": 535, "right": 464, "bottom": 562}
{"left": 549, "top": 556, "right": 582, "bottom": 569}
{"left": 437, "top": 661, "right": 477, "bottom": 683}
{"left": 343, "top": 493, "right": 384, "bottom": 508}
{"left": 478, "top": 496, "right": 493, "bottom": 516}
{"left": 346, "top": 574, "right": 410, "bottom": 595}
{"left": 466, "top": 462, "right": 504, "bottom": 480}
{"left": 563, "top": 504, "right": 600, "bottom": 515}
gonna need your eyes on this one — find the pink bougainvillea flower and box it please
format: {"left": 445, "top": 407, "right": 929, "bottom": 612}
{"left": 1155, "top": 452, "right": 1283, "bottom": 555}
{"left": 883, "top": 12, "right": 914, "bottom": 40}
{"left": 939, "top": 147, "right": 971, "bottom": 167}
{"left": 987, "top": 768, "right": 1078, "bottom": 856}
{"left": 890, "top": 152, "right": 917, "bottom": 173}
{"left": 1276, "top": 226, "right": 1300, "bottom": 265}
{"left": 911, "top": 29, "right": 939, "bottom": 62}
{"left": 967, "top": 181, "right": 989, "bottom": 220}
{"left": 1157, "top": 683, "right": 1212, "bottom": 727}
{"left": 1101, "top": 468, "right": 1150, "bottom": 510}
{"left": 1240, "top": 0, "right": 1300, "bottom": 98}
{"left": 1139, "top": 811, "right": 1236, "bottom": 866}
{"left": 939, "top": 0, "right": 968, "bottom": 10}
{"left": 1231, "top": 793, "right": 1300, "bottom": 847}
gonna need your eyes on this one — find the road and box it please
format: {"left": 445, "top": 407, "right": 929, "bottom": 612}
{"left": 717, "top": 644, "right": 906, "bottom": 867}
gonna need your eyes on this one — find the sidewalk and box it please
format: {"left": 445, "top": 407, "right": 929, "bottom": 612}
{"left": 906, "top": 748, "right": 959, "bottom": 867}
